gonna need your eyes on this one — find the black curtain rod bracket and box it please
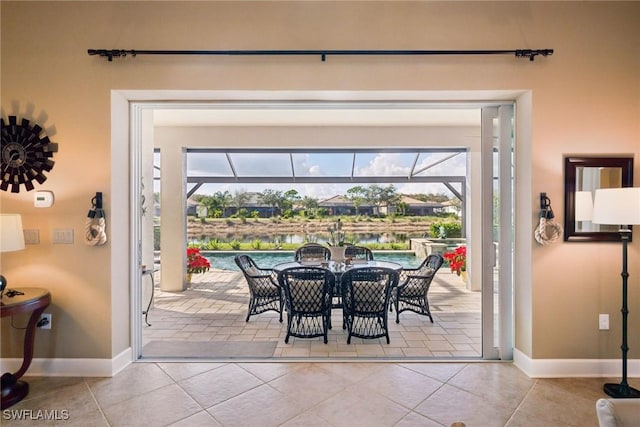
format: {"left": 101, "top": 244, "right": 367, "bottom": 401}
{"left": 87, "top": 48, "right": 553, "bottom": 62}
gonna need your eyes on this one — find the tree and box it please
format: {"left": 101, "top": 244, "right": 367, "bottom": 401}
{"left": 283, "top": 189, "right": 301, "bottom": 212}
{"left": 397, "top": 201, "right": 409, "bottom": 216}
{"left": 300, "top": 196, "right": 319, "bottom": 216}
{"left": 195, "top": 194, "right": 219, "bottom": 218}
{"left": 232, "top": 190, "right": 251, "bottom": 214}
{"left": 346, "top": 186, "right": 368, "bottom": 215}
{"left": 258, "top": 189, "right": 285, "bottom": 217}
{"left": 213, "top": 190, "right": 233, "bottom": 217}
{"left": 379, "top": 185, "right": 402, "bottom": 210}
{"left": 366, "top": 184, "right": 401, "bottom": 215}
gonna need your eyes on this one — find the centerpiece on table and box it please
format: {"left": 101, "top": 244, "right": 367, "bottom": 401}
{"left": 186, "top": 247, "right": 211, "bottom": 284}
{"left": 443, "top": 245, "right": 466, "bottom": 281}
{"left": 327, "top": 218, "right": 346, "bottom": 262}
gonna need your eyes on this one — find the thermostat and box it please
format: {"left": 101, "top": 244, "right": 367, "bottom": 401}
{"left": 34, "top": 190, "right": 55, "bottom": 208}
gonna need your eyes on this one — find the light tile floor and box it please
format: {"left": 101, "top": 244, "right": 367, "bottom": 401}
{"left": 142, "top": 269, "right": 482, "bottom": 359}
{"left": 4, "top": 361, "right": 628, "bottom": 426}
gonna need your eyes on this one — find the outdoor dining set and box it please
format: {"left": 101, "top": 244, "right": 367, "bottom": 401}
{"left": 235, "top": 243, "right": 444, "bottom": 345}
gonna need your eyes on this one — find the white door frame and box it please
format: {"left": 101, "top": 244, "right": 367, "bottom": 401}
{"left": 480, "top": 105, "right": 515, "bottom": 360}
{"left": 110, "top": 90, "right": 531, "bottom": 363}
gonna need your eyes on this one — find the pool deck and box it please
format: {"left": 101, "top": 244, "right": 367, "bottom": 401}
{"left": 142, "top": 268, "right": 481, "bottom": 360}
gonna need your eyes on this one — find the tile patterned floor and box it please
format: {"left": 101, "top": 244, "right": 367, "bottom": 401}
{"left": 142, "top": 269, "right": 481, "bottom": 359}
{"left": 4, "top": 361, "right": 625, "bottom": 426}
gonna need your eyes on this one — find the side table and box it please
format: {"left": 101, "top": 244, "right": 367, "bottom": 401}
{"left": 1, "top": 287, "right": 51, "bottom": 409}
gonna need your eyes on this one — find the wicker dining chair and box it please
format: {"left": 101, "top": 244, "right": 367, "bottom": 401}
{"left": 391, "top": 253, "right": 444, "bottom": 323}
{"left": 294, "top": 243, "right": 331, "bottom": 262}
{"left": 340, "top": 267, "right": 399, "bottom": 344}
{"left": 234, "top": 254, "right": 283, "bottom": 323}
{"left": 277, "top": 266, "right": 334, "bottom": 344}
{"left": 344, "top": 245, "right": 374, "bottom": 261}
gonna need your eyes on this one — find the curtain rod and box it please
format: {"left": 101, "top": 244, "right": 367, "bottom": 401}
{"left": 87, "top": 48, "right": 553, "bottom": 62}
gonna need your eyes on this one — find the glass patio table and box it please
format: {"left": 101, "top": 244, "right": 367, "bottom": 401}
{"left": 273, "top": 260, "right": 403, "bottom": 295}
{"left": 272, "top": 259, "right": 403, "bottom": 278}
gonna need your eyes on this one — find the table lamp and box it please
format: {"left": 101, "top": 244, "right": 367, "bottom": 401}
{"left": 0, "top": 214, "right": 25, "bottom": 299}
{"left": 592, "top": 187, "right": 640, "bottom": 398}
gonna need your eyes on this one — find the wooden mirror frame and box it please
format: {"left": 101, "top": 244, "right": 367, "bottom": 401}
{"left": 564, "top": 156, "right": 634, "bottom": 242}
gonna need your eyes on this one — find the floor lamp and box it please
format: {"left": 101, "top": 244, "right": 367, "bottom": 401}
{"left": 592, "top": 187, "right": 640, "bottom": 398}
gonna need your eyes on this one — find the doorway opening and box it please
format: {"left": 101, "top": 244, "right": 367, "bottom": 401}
{"left": 123, "top": 97, "right": 515, "bottom": 362}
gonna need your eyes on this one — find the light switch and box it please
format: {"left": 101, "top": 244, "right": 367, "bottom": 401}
{"left": 23, "top": 229, "right": 40, "bottom": 245}
{"left": 53, "top": 229, "right": 74, "bottom": 244}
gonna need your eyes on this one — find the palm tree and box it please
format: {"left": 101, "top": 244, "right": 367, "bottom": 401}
{"left": 232, "top": 190, "right": 250, "bottom": 215}
{"left": 283, "top": 189, "right": 301, "bottom": 213}
{"left": 214, "top": 190, "right": 233, "bottom": 217}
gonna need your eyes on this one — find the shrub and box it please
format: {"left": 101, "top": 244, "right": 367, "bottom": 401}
{"left": 282, "top": 209, "right": 294, "bottom": 219}
{"left": 430, "top": 221, "right": 462, "bottom": 238}
{"left": 205, "top": 239, "right": 220, "bottom": 250}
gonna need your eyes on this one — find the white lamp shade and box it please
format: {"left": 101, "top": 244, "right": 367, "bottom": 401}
{"left": 0, "top": 214, "right": 26, "bottom": 252}
{"left": 575, "top": 191, "right": 594, "bottom": 221}
{"left": 592, "top": 187, "right": 640, "bottom": 226}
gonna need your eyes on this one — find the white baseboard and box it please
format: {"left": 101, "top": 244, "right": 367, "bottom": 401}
{"left": 3, "top": 348, "right": 638, "bottom": 378}
{"left": 514, "top": 348, "right": 640, "bottom": 378}
{"left": 0, "top": 347, "right": 132, "bottom": 377}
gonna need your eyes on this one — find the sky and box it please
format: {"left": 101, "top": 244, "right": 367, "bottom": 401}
{"left": 156, "top": 150, "right": 467, "bottom": 200}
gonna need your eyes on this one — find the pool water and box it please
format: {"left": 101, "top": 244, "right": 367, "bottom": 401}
{"left": 205, "top": 251, "right": 425, "bottom": 271}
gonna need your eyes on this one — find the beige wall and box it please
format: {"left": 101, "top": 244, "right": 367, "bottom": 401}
{"left": 1, "top": 1, "right": 639, "bottom": 364}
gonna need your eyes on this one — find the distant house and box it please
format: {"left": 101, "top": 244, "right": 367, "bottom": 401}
{"left": 399, "top": 195, "right": 445, "bottom": 216}
{"left": 441, "top": 200, "right": 461, "bottom": 217}
{"left": 320, "top": 195, "right": 353, "bottom": 215}
{"left": 190, "top": 192, "right": 449, "bottom": 218}
{"left": 240, "top": 192, "right": 277, "bottom": 217}
{"left": 186, "top": 199, "right": 200, "bottom": 216}
{"left": 320, "top": 194, "right": 445, "bottom": 216}
{"left": 319, "top": 195, "right": 375, "bottom": 216}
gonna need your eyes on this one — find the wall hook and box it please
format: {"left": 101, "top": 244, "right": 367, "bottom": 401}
{"left": 539, "top": 192, "right": 555, "bottom": 219}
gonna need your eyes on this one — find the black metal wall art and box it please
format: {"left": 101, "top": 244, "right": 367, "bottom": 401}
{"left": 1, "top": 116, "right": 58, "bottom": 193}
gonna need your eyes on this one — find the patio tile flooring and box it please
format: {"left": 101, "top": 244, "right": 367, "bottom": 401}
{"left": 143, "top": 268, "right": 481, "bottom": 359}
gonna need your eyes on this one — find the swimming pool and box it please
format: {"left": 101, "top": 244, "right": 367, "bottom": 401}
{"left": 204, "top": 250, "right": 425, "bottom": 271}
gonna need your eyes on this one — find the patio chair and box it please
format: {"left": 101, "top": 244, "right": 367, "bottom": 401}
{"left": 294, "top": 243, "right": 331, "bottom": 263}
{"left": 234, "top": 254, "right": 283, "bottom": 323}
{"left": 391, "top": 253, "right": 444, "bottom": 323}
{"left": 344, "top": 245, "right": 374, "bottom": 261}
{"left": 277, "top": 266, "right": 334, "bottom": 344}
{"left": 341, "top": 267, "right": 399, "bottom": 344}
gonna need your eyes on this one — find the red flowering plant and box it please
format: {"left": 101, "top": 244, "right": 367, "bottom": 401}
{"left": 187, "top": 247, "right": 211, "bottom": 275}
{"left": 443, "top": 245, "right": 466, "bottom": 276}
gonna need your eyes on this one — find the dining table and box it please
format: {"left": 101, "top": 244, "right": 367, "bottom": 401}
{"left": 272, "top": 259, "right": 403, "bottom": 279}
{"left": 273, "top": 259, "right": 403, "bottom": 311}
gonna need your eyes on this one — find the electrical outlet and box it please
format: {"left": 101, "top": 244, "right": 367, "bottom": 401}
{"left": 37, "top": 313, "right": 52, "bottom": 329}
{"left": 599, "top": 314, "right": 609, "bottom": 330}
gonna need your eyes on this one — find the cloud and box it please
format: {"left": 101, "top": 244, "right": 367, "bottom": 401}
{"left": 355, "top": 153, "right": 412, "bottom": 176}
{"left": 182, "top": 150, "right": 466, "bottom": 199}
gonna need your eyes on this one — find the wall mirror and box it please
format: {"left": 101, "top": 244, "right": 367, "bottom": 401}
{"left": 564, "top": 156, "right": 634, "bottom": 242}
